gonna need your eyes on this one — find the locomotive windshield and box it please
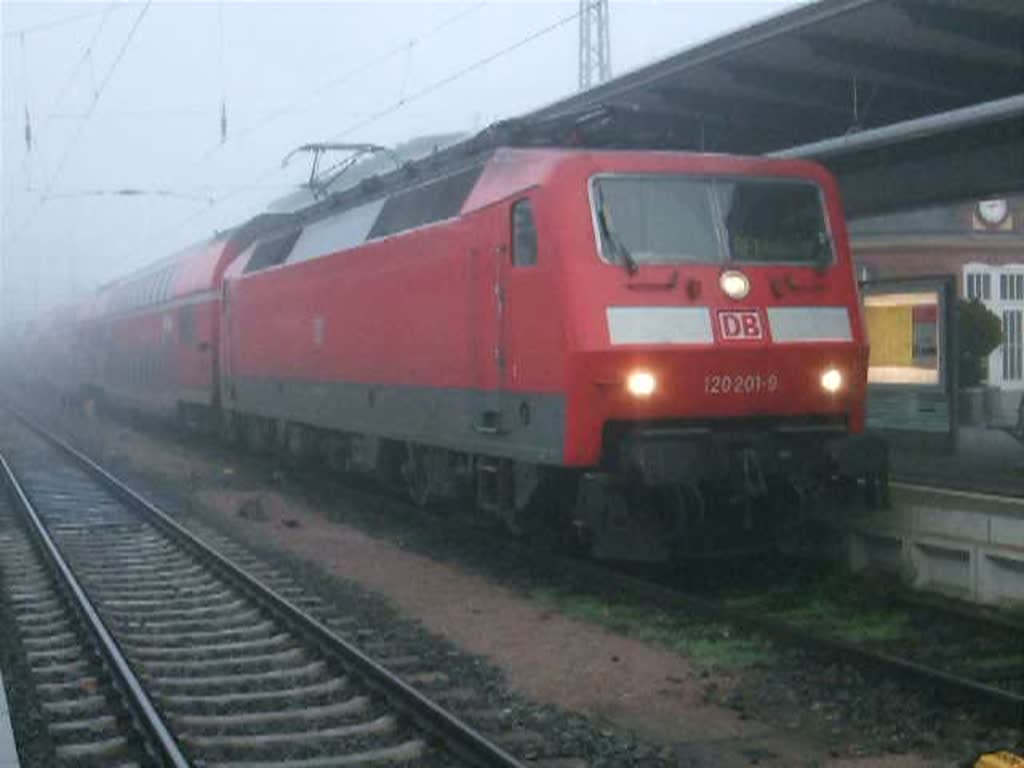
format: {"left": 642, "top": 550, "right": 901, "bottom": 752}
{"left": 591, "top": 175, "right": 832, "bottom": 267}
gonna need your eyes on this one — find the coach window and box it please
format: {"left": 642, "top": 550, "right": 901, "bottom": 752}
{"left": 179, "top": 305, "right": 196, "bottom": 345}
{"left": 512, "top": 199, "right": 537, "bottom": 267}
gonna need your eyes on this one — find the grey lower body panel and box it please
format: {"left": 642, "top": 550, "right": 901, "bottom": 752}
{"left": 224, "top": 375, "right": 566, "bottom": 465}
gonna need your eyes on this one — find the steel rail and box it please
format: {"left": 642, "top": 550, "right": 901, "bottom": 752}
{"left": 888, "top": 590, "right": 1024, "bottom": 636}
{"left": 0, "top": 452, "right": 192, "bottom": 768}
{"left": 288, "top": 464, "right": 1024, "bottom": 726}
{"left": 11, "top": 400, "right": 1021, "bottom": 729}
{"left": 6, "top": 407, "right": 526, "bottom": 768}
{"left": 552, "top": 557, "right": 1024, "bottom": 726}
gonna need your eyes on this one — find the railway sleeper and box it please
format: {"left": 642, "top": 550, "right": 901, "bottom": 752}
{"left": 114, "top": 619, "right": 278, "bottom": 646}
{"left": 101, "top": 587, "right": 237, "bottom": 608}
{"left": 113, "top": 607, "right": 264, "bottom": 632}
{"left": 100, "top": 596, "right": 249, "bottom": 620}
{"left": 209, "top": 738, "right": 427, "bottom": 768}
{"left": 182, "top": 713, "right": 397, "bottom": 753}
{"left": 158, "top": 676, "right": 351, "bottom": 711}
{"left": 139, "top": 647, "right": 308, "bottom": 675}
{"left": 48, "top": 713, "right": 121, "bottom": 739}
{"left": 38, "top": 693, "right": 110, "bottom": 717}
{"left": 172, "top": 696, "right": 372, "bottom": 733}
{"left": 146, "top": 660, "right": 330, "bottom": 692}
{"left": 124, "top": 632, "right": 295, "bottom": 661}
{"left": 53, "top": 736, "right": 134, "bottom": 763}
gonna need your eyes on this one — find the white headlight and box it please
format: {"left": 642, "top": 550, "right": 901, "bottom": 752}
{"left": 719, "top": 270, "right": 750, "bottom": 299}
{"left": 626, "top": 370, "right": 657, "bottom": 398}
{"left": 821, "top": 368, "right": 842, "bottom": 394}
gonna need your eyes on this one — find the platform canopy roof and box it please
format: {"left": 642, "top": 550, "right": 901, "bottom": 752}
{"left": 504, "top": 0, "right": 1023, "bottom": 216}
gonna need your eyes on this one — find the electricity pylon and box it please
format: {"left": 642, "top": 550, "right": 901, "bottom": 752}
{"left": 579, "top": 0, "right": 611, "bottom": 91}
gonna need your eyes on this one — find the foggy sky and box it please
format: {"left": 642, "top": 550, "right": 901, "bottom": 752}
{"left": 1, "top": 0, "right": 798, "bottom": 323}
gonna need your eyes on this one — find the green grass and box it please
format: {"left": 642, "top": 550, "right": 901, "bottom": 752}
{"left": 828, "top": 611, "right": 911, "bottom": 643}
{"left": 728, "top": 578, "right": 916, "bottom": 643}
{"left": 970, "top": 652, "right": 1024, "bottom": 669}
{"left": 528, "top": 586, "right": 774, "bottom": 669}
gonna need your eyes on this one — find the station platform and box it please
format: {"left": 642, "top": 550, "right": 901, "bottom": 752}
{"left": 890, "top": 426, "right": 1024, "bottom": 497}
{"left": 838, "top": 481, "right": 1024, "bottom": 607}
{"left": 0, "top": 667, "right": 20, "bottom": 768}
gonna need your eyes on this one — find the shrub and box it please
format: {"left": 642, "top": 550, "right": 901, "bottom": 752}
{"left": 958, "top": 298, "right": 1002, "bottom": 388}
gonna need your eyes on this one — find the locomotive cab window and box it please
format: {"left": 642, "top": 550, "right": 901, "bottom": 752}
{"left": 512, "top": 199, "right": 538, "bottom": 267}
{"left": 591, "top": 175, "right": 832, "bottom": 268}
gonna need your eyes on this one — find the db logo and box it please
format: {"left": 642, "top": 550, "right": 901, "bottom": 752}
{"left": 718, "top": 310, "right": 764, "bottom": 340}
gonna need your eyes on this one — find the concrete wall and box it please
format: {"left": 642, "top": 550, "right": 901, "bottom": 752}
{"left": 838, "top": 483, "right": 1024, "bottom": 607}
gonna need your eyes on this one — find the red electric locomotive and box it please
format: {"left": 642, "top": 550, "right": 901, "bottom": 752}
{"left": 213, "top": 147, "right": 883, "bottom": 560}
{"left": 21, "top": 145, "right": 885, "bottom": 561}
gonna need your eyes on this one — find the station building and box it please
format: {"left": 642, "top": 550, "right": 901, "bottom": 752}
{"left": 852, "top": 196, "right": 1024, "bottom": 421}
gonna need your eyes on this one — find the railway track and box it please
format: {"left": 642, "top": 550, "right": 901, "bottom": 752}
{"left": 576, "top": 550, "right": 1024, "bottom": 727}
{"left": 0, "top": 489, "right": 151, "bottom": 767}
{"left": 0, "top": 410, "right": 530, "bottom": 768}
{"left": 710, "top": 570, "right": 1024, "bottom": 719}
{"left": 5, "top": 398, "right": 1021, "bottom": 761}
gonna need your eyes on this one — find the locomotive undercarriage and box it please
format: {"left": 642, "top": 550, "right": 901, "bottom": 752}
{"left": 115, "top": 400, "right": 888, "bottom": 564}
{"left": 242, "top": 410, "right": 889, "bottom": 564}
{"left": 573, "top": 422, "right": 889, "bottom": 562}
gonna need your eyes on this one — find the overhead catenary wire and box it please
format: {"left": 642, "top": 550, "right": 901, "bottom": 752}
{"left": 329, "top": 5, "right": 582, "bottom": 142}
{"left": 101, "top": 2, "right": 492, "bottom": 282}
{"left": 4, "top": 0, "right": 154, "bottom": 253}
{"left": 125, "top": 3, "right": 583, "bottom": 269}
{"left": 218, "top": 0, "right": 228, "bottom": 144}
{"left": 20, "top": 33, "right": 33, "bottom": 153}
{"left": 1, "top": 4, "right": 131, "bottom": 39}
{"left": 183, "top": 1, "right": 488, "bottom": 174}
{"left": 42, "top": 188, "right": 218, "bottom": 204}
{"left": 48, "top": 2, "right": 118, "bottom": 119}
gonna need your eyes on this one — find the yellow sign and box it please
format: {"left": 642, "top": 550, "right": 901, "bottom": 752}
{"left": 976, "top": 752, "right": 1024, "bottom": 768}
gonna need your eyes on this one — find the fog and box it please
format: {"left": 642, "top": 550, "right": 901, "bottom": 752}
{"left": 2, "top": 0, "right": 796, "bottom": 324}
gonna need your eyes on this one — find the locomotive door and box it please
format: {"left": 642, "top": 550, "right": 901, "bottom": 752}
{"left": 220, "top": 278, "right": 236, "bottom": 407}
{"left": 473, "top": 197, "right": 539, "bottom": 438}
{"left": 470, "top": 208, "right": 511, "bottom": 436}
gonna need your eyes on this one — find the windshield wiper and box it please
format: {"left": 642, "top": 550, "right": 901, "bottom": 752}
{"left": 813, "top": 230, "right": 833, "bottom": 274}
{"left": 595, "top": 186, "right": 638, "bottom": 276}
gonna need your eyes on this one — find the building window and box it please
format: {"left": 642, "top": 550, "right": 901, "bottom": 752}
{"left": 1000, "top": 273, "right": 1024, "bottom": 301}
{"left": 966, "top": 273, "right": 990, "bottom": 300}
{"left": 1003, "top": 310, "right": 1022, "bottom": 382}
{"left": 511, "top": 199, "right": 538, "bottom": 267}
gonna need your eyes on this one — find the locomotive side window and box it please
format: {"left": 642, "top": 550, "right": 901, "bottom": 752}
{"left": 244, "top": 230, "right": 302, "bottom": 273}
{"left": 368, "top": 165, "right": 483, "bottom": 240}
{"left": 512, "top": 199, "right": 538, "bottom": 267}
{"left": 287, "top": 198, "right": 387, "bottom": 265}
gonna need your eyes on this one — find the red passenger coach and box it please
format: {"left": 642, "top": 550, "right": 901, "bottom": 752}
{"left": 81, "top": 241, "right": 224, "bottom": 415}
{"left": 71, "top": 215, "right": 288, "bottom": 422}
{"left": 213, "top": 147, "right": 885, "bottom": 561}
